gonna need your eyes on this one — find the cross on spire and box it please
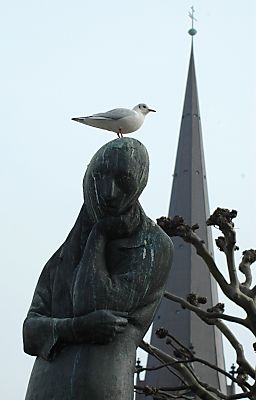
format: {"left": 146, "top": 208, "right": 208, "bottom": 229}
{"left": 189, "top": 6, "right": 197, "bottom": 28}
{"left": 188, "top": 6, "right": 197, "bottom": 36}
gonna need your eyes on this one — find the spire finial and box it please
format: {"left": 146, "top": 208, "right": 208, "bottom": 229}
{"left": 188, "top": 6, "right": 197, "bottom": 36}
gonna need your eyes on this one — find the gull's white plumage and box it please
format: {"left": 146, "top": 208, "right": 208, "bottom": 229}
{"left": 72, "top": 103, "right": 156, "bottom": 137}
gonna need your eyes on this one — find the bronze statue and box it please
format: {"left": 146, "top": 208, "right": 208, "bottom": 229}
{"left": 23, "top": 138, "right": 173, "bottom": 399}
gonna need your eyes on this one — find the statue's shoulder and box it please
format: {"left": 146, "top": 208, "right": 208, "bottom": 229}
{"left": 142, "top": 216, "right": 173, "bottom": 290}
{"left": 143, "top": 215, "right": 173, "bottom": 252}
{"left": 38, "top": 245, "right": 64, "bottom": 280}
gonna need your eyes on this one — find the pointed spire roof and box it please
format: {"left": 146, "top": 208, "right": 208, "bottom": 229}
{"left": 169, "top": 42, "right": 210, "bottom": 240}
{"left": 136, "top": 43, "right": 227, "bottom": 396}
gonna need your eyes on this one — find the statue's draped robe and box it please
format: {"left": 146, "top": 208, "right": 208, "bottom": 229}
{"left": 24, "top": 206, "right": 172, "bottom": 400}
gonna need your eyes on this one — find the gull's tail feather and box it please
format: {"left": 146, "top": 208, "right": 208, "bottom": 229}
{"left": 72, "top": 116, "right": 114, "bottom": 131}
{"left": 72, "top": 117, "right": 84, "bottom": 122}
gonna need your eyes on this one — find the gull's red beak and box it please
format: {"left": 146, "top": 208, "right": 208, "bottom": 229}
{"left": 148, "top": 108, "right": 156, "bottom": 113}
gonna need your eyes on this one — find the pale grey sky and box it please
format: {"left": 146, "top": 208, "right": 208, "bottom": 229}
{"left": 1, "top": 1, "right": 256, "bottom": 398}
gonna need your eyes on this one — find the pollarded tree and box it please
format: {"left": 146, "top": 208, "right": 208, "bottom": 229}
{"left": 135, "top": 208, "right": 256, "bottom": 400}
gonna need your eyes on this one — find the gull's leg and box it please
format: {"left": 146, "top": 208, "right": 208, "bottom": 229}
{"left": 118, "top": 128, "right": 123, "bottom": 138}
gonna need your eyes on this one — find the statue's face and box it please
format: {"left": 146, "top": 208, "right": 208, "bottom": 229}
{"left": 83, "top": 139, "right": 149, "bottom": 222}
{"left": 89, "top": 165, "right": 137, "bottom": 219}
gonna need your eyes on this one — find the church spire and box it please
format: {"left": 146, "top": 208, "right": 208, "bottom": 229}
{"left": 136, "top": 15, "right": 227, "bottom": 397}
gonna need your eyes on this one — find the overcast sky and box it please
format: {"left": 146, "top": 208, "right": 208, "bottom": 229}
{"left": 1, "top": 1, "right": 256, "bottom": 398}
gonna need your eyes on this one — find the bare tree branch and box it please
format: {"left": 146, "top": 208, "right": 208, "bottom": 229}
{"left": 250, "top": 285, "right": 256, "bottom": 297}
{"left": 147, "top": 209, "right": 256, "bottom": 399}
{"left": 157, "top": 214, "right": 256, "bottom": 313}
{"left": 153, "top": 328, "right": 251, "bottom": 391}
{"left": 164, "top": 291, "right": 249, "bottom": 329}
{"left": 137, "top": 356, "right": 251, "bottom": 391}
{"left": 207, "top": 208, "right": 239, "bottom": 287}
{"left": 225, "top": 232, "right": 239, "bottom": 288}
{"left": 139, "top": 339, "right": 188, "bottom": 386}
{"left": 239, "top": 249, "right": 256, "bottom": 289}
{"left": 215, "top": 320, "right": 255, "bottom": 379}
{"left": 157, "top": 216, "right": 229, "bottom": 295}
{"left": 135, "top": 384, "right": 189, "bottom": 392}
{"left": 164, "top": 291, "right": 254, "bottom": 379}
{"left": 134, "top": 385, "right": 194, "bottom": 399}
{"left": 161, "top": 330, "right": 194, "bottom": 358}
{"left": 140, "top": 341, "right": 223, "bottom": 400}
{"left": 140, "top": 341, "right": 255, "bottom": 399}
{"left": 227, "top": 394, "right": 256, "bottom": 400}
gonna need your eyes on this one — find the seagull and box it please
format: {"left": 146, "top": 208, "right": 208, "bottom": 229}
{"left": 72, "top": 103, "right": 156, "bottom": 138}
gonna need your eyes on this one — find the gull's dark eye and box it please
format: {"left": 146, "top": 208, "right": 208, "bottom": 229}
{"left": 143, "top": 105, "right": 146, "bottom": 108}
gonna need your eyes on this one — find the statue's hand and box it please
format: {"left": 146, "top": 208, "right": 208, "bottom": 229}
{"left": 74, "top": 310, "right": 128, "bottom": 344}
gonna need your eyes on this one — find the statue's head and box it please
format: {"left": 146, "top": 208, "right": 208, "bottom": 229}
{"left": 83, "top": 138, "right": 149, "bottom": 222}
